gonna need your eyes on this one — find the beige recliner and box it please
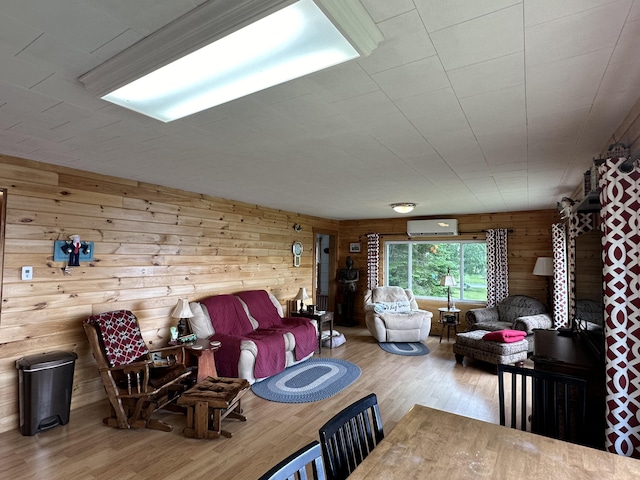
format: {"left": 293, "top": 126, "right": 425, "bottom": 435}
{"left": 364, "top": 286, "right": 432, "bottom": 342}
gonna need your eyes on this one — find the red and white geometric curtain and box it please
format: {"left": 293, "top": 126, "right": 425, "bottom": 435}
{"left": 599, "top": 156, "right": 640, "bottom": 458}
{"left": 551, "top": 223, "right": 569, "bottom": 328}
{"left": 366, "top": 233, "right": 380, "bottom": 290}
{"left": 485, "top": 228, "right": 509, "bottom": 307}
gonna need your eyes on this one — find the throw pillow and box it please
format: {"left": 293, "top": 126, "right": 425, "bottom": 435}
{"left": 374, "top": 300, "right": 411, "bottom": 314}
{"left": 188, "top": 302, "right": 215, "bottom": 338}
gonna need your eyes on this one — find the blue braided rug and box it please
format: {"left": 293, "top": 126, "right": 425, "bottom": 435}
{"left": 251, "top": 358, "right": 361, "bottom": 403}
{"left": 379, "top": 342, "right": 430, "bottom": 356}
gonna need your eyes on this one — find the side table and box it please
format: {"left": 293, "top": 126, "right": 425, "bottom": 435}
{"left": 184, "top": 338, "right": 220, "bottom": 382}
{"left": 292, "top": 311, "right": 334, "bottom": 354}
{"left": 438, "top": 307, "right": 461, "bottom": 343}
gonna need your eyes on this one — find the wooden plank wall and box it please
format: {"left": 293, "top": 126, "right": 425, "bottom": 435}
{"left": 336, "top": 210, "right": 559, "bottom": 332}
{"left": 0, "top": 153, "right": 338, "bottom": 434}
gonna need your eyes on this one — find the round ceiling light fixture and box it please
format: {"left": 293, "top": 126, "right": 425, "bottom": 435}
{"left": 390, "top": 203, "right": 416, "bottom": 214}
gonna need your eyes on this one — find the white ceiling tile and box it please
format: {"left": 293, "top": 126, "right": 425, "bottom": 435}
{"left": 524, "top": 0, "right": 630, "bottom": 27}
{"left": 461, "top": 85, "right": 526, "bottom": 137}
{"left": 525, "top": 49, "right": 611, "bottom": 117}
{"left": 415, "top": 0, "right": 520, "bottom": 32}
{"left": 361, "top": 0, "right": 415, "bottom": 23}
{"left": 304, "top": 61, "right": 380, "bottom": 103}
{"left": 358, "top": 10, "right": 436, "bottom": 75}
{"left": 1, "top": 0, "right": 128, "bottom": 53}
{"left": 447, "top": 53, "right": 524, "bottom": 98}
{"left": 431, "top": 4, "right": 523, "bottom": 71}
{"left": 525, "top": 1, "right": 628, "bottom": 67}
{"left": 610, "top": 18, "right": 640, "bottom": 65}
{"left": 373, "top": 56, "right": 449, "bottom": 101}
{"left": 16, "top": 33, "right": 94, "bottom": 77}
{"left": 396, "top": 88, "right": 469, "bottom": 137}
{"left": 0, "top": 12, "right": 42, "bottom": 54}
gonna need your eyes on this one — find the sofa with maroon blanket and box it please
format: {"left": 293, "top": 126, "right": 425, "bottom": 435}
{"left": 189, "top": 290, "right": 317, "bottom": 384}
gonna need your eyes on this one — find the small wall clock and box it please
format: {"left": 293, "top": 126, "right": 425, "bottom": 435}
{"left": 292, "top": 241, "right": 303, "bottom": 267}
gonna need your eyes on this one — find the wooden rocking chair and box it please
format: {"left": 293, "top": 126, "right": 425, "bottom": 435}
{"left": 84, "top": 310, "right": 191, "bottom": 432}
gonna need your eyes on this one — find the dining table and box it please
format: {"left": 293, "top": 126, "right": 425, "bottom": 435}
{"left": 348, "top": 404, "right": 640, "bottom": 479}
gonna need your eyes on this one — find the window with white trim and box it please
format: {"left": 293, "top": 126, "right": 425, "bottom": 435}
{"left": 385, "top": 241, "right": 487, "bottom": 302}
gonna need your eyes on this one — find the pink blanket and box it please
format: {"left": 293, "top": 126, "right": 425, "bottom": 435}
{"left": 202, "top": 294, "right": 286, "bottom": 378}
{"left": 237, "top": 290, "right": 317, "bottom": 360}
{"left": 482, "top": 329, "right": 526, "bottom": 343}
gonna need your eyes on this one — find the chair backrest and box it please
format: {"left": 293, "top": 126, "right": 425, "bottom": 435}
{"left": 318, "top": 393, "right": 384, "bottom": 480}
{"left": 498, "top": 364, "right": 587, "bottom": 444}
{"left": 84, "top": 310, "right": 149, "bottom": 367}
{"left": 497, "top": 295, "right": 546, "bottom": 323}
{"left": 258, "top": 441, "right": 326, "bottom": 480}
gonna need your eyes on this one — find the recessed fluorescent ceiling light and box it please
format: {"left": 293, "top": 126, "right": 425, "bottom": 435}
{"left": 80, "top": 0, "right": 382, "bottom": 122}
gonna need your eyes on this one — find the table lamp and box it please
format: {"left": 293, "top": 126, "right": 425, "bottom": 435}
{"left": 440, "top": 269, "right": 457, "bottom": 310}
{"left": 533, "top": 257, "right": 554, "bottom": 310}
{"left": 171, "top": 298, "right": 194, "bottom": 337}
{"left": 294, "top": 287, "right": 310, "bottom": 313}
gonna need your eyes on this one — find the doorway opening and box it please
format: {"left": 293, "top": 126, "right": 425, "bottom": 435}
{"left": 313, "top": 229, "right": 337, "bottom": 314}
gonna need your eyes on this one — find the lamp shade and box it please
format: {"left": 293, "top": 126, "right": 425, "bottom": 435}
{"left": 440, "top": 273, "right": 456, "bottom": 287}
{"left": 294, "top": 287, "right": 310, "bottom": 301}
{"left": 533, "top": 257, "right": 553, "bottom": 277}
{"left": 170, "top": 298, "right": 194, "bottom": 319}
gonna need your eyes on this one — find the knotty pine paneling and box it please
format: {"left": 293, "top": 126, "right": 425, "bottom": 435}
{"left": 0, "top": 152, "right": 559, "bottom": 435}
{"left": 336, "top": 209, "right": 559, "bottom": 331}
{"left": 0, "top": 153, "right": 337, "bottom": 434}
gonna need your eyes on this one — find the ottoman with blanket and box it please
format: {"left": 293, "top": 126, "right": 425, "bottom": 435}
{"left": 189, "top": 291, "right": 317, "bottom": 384}
{"left": 453, "top": 330, "right": 528, "bottom": 367}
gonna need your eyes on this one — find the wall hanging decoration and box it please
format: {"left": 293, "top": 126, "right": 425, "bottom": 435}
{"left": 54, "top": 235, "right": 93, "bottom": 265}
{"left": 292, "top": 241, "right": 303, "bottom": 267}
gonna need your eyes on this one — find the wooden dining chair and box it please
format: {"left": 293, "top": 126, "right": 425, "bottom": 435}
{"left": 318, "top": 393, "right": 384, "bottom": 480}
{"left": 498, "top": 364, "right": 587, "bottom": 444}
{"left": 258, "top": 440, "right": 326, "bottom": 480}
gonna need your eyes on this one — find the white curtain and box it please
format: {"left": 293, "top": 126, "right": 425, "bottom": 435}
{"left": 485, "top": 229, "right": 509, "bottom": 307}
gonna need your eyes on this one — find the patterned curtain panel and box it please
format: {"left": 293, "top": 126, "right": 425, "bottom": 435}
{"left": 568, "top": 212, "right": 597, "bottom": 320}
{"left": 366, "top": 233, "right": 380, "bottom": 290}
{"left": 599, "top": 156, "right": 640, "bottom": 458}
{"left": 551, "top": 223, "right": 569, "bottom": 328}
{"left": 485, "top": 229, "right": 509, "bottom": 307}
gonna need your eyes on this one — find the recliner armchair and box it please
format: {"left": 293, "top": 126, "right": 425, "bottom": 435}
{"left": 466, "top": 295, "right": 552, "bottom": 352}
{"left": 364, "top": 286, "right": 432, "bottom": 342}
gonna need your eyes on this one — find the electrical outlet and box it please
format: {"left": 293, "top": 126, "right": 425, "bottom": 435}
{"left": 21, "top": 266, "right": 33, "bottom": 281}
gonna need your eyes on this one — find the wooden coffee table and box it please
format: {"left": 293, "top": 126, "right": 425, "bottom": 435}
{"left": 177, "top": 376, "right": 250, "bottom": 439}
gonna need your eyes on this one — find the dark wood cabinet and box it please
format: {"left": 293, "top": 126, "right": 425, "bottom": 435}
{"left": 531, "top": 329, "right": 606, "bottom": 450}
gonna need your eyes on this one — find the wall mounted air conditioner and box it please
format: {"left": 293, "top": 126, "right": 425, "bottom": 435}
{"left": 407, "top": 219, "right": 458, "bottom": 237}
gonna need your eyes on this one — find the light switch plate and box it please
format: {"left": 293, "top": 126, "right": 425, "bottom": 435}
{"left": 21, "top": 266, "right": 33, "bottom": 281}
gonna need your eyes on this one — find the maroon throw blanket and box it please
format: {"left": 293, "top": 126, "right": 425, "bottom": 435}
{"left": 279, "top": 318, "right": 316, "bottom": 360}
{"left": 202, "top": 294, "right": 286, "bottom": 378}
{"left": 482, "top": 329, "right": 527, "bottom": 343}
{"left": 236, "top": 290, "right": 282, "bottom": 328}
{"left": 237, "top": 290, "right": 317, "bottom": 360}
{"left": 201, "top": 294, "right": 254, "bottom": 336}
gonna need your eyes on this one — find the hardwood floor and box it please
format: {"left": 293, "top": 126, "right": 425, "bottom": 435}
{"left": 0, "top": 327, "right": 505, "bottom": 479}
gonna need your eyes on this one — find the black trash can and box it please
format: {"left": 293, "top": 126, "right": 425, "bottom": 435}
{"left": 16, "top": 351, "right": 78, "bottom": 436}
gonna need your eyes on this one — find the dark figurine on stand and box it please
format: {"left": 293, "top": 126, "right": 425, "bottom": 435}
{"left": 338, "top": 256, "right": 359, "bottom": 327}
